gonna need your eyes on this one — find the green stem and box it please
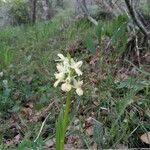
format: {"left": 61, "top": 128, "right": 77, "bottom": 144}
{"left": 60, "top": 91, "right": 72, "bottom": 150}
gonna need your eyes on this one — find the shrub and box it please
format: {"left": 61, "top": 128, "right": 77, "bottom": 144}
{"left": 8, "top": 0, "right": 30, "bottom": 25}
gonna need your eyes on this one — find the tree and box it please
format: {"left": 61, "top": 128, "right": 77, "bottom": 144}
{"left": 74, "top": 0, "right": 88, "bottom": 16}
{"left": 125, "top": 0, "right": 150, "bottom": 38}
{"left": 8, "top": 0, "right": 29, "bottom": 25}
{"left": 42, "top": 0, "right": 50, "bottom": 20}
{"left": 30, "top": 0, "right": 37, "bottom": 24}
{"left": 74, "top": 0, "right": 98, "bottom": 26}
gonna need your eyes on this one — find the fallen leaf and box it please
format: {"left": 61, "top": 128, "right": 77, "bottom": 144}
{"left": 86, "top": 127, "right": 93, "bottom": 136}
{"left": 25, "top": 101, "right": 34, "bottom": 108}
{"left": 66, "top": 134, "right": 83, "bottom": 149}
{"left": 116, "top": 144, "right": 128, "bottom": 149}
{"left": 140, "top": 132, "right": 150, "bottom": 144}
{"left": 5, "top": 134, "right": 21, "bottom": 147}
{"left": 21, "top": 107, "right": 33, "bottom": 119}
{"left": 31, "top": 101, "right": 55, "bottom": 122}
{"left": 84, "top": 117, "right": 93, "bottom": 136}
{"left": 64, "top": 144, "right": 75, "bottom": 150}
{"left": 45, "top": 139, "right": 54, "bottom": 148}
{"left": 14, "top": 134, "right": 21, "bottom": 143}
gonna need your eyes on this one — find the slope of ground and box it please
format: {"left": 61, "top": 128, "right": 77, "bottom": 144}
{"left": 0, "top": 14, "right": 150, "bottom": 149}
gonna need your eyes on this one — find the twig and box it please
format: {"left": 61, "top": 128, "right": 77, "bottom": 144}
{"left": 125, "top": 0, "right": 150, "bottom": 37}
{"left": 32, "top": 101, "right": 55, "bottom": 122}
{"left": 34, "top": 112, "right": 51, "bottom": 142}
{"left": 125, "top": 59, "right": 150, "bottom": 76}
{"left": 133, "top": 27, "right": 141, "bottom": 67}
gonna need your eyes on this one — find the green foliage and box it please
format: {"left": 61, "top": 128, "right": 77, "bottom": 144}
{"left": 0, "top": 76, "right": 13, "bottom": 115}
{"left": 85, "top": 32, "right": 96, "bottom": 54}
{"left": 0, "top": 14, "right": 149, "bottom": 149}
{"left": 103, "top": 15, "right": 128, "bottom": 54}
{"left": 95, "top": 21, "right": 103, "bottom": 45}
{"left": 17, "top": 139, "right": 44, "bottom": 150}
{"left": 56, "top": 92, "right": 72, "bottom": 150}
{"left": 0, "top": 44, "right": 13, "bottom": 68}
{"left": 84, "top": 15, "right": 128, "bottom": 56}
{"left": 56, "top": 109, "right": 64, "bottom": 150}
{"left": 93, "top": 119, "right": 104, "bottom": 149}
{"left": 8, "top": 0, "right": 29, "bottom": 25}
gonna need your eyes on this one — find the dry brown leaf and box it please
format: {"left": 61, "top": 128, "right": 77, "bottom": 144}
{"left": 14, "top": 134, "right": 21, "bottom": 143}
{"left": 20, "top": 101, "right": 35, "bottom": 120}
{"left": 116, "top": 144, "right": 128, "bottom": 149}
{"left": 64, "top": 144, "right": 75, "bottom": 150}
{"left": 21, "top": 107, "right": 33, "bottom": 119}
{"left": 84, "top": 117, "right": 93, "bottom": 136}
{"left": 5, "top": 134, "right": 21, "bottom": 147}
{"left": 45, "top": 139, "right": 54, "bottom": 148}
{"left": 31, "top": 101, "right": 55, "bottom": 122}
{"left": 25, "top": 101, "right": 34, "bottom": 108}
{"left": 140, "top": 132, "right": 150, "bottom": 144}
{"left": 66, "top": 134, "right": 83, "bottom": 149}
{"left": 90, "top": 142, "right": 97, "bottom": 150}
{"left": 86, "top": 127, "right": 93, "bottom": 136}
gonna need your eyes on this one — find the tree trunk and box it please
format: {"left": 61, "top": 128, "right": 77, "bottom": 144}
{"left": 75, "top": 0, "right": 88, "bottom": 16}
{"left": 30, "top": 0, "right": 37, "bottom": 24}
{"left": 42, "top": 0, "right": 50, "bottom": 20}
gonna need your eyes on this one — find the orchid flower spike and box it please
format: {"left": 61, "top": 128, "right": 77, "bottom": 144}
{"left": 54, "top": 53, "right": 83, "bottom": 96}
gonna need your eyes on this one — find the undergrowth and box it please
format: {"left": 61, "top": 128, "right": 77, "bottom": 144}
{"left": 0, "top": 14, "right": 149, "bottom": 149}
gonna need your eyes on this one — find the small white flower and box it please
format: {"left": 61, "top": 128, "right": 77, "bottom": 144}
{"left": 0, "top": 72, "right": 3, "bottom": 77}
{"left": 71, "top": 59, "right": 83, "bottom": 76}
{"left": 3, "top": 80, "right": 8, "bottom": 86}
{"left": 54, "top": 80, "right": 60, "bottom": 87}
{"left": 57, "top": 54, "right": 68, "bottom": 62}
{"left": 54, "top": 72, "right": 64, "bottom": 87}
{"left": 55, "top": 72, "right": 64, "bottom": 80}
{"left": 73, "top": 79, "right": 83, "bottom": 96}
{"left": 56, "top": 63, "right": 64, "bottom": 72}
{"left": 76, "top": 88, "right": 83, "bottom": 96}
{"left": 61, "top": 82, "right": 72, "bottom": 92}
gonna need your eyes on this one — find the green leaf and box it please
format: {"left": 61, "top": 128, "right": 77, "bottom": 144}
{"left": 9, "top": 105, "right": 20, "bottom": 112}
{"left": 115, "top": 91, "right": 135, "bottom": 117}
{"left": 93, "top": 119, "right": 104, "bottom": 149}
{"left": 56, "top": 108, "right": 65, "bottom": 150}
{"left": 112, "top": 15, "right": 128, "bottom": 32}
{"left": 3, "top": 87, "right": 11, "bottom": 97}
{"left": 96, "top": 22, "right": 103, "bottom": 44}
{"left": 111, "top": 22, "right": 127, "bottom": 44}
{"left": 85, "top": 32, "right": 96, "bottom": 54}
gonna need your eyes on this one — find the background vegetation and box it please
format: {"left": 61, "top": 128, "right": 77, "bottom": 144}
{"left": 0, "top": 0, "right": 150, "bottom": 149}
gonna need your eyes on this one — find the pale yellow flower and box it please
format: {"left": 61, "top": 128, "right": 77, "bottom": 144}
{"left": 3, "top": 80, "right": 8, "bottom": 86}
{"left": 71, "top": 59, "right": 83, "bottom": 76}
{"left": 57, "top": 54, "right": 68, "bottom": 62}
{"left": 56, "top": 63, "right": 64, "bottom": 72}
{"left": 73, "top": 79, "right": 83, "bottom": 96}
{"left": 54, "top": 53, "right": 83, "bottom": 96}
{"left": 54, "top": 72, "right": 64, "bottom": 87}
{"left": 61, "top": 82, "right": 72, "bottom": 92}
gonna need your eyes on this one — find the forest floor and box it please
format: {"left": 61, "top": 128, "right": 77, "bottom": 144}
{"left": 0, "top": 15, "right": 150, "bottom": 149}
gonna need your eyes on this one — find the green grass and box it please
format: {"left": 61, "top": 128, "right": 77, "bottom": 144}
{"left": 0, "top": 14, "right": 149, "bottom": 149}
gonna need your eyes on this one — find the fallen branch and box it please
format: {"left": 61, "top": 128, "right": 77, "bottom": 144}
{"left": 34, "top": 112, "right": 51, "bottom": 142}
{"left": 125, "top": 0, "right": 150, "bottom": 38}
